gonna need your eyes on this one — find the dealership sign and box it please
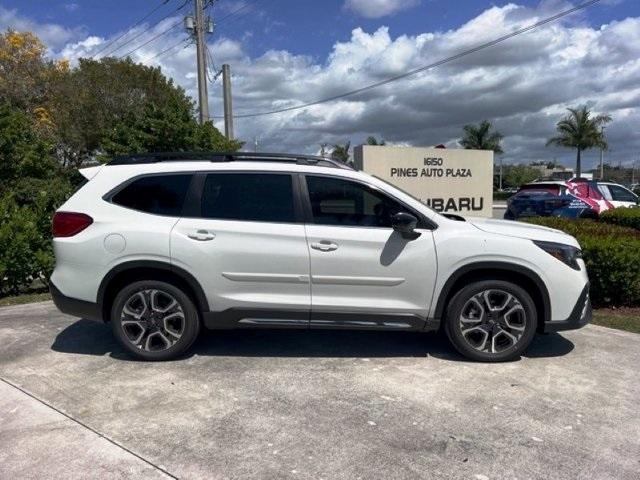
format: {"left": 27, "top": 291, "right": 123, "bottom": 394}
{"left": 354, "top": 145, "right": 493, "bottom": 217}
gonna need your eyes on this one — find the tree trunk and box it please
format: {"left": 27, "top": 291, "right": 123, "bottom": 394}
{"left": 576, "top": 148, "right": 582, "bottom": 178}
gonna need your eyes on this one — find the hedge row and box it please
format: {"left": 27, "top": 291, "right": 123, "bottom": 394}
{"left": 600, "top": 207, "right": 640, "bottom": 231}
{"left": 0, "top": 177, "right": 73, "bottom": 295}
{"left": 524, "top": 217, "right": 640, "bottom": 308}
{"left": 0, "top": 199, "right": 52, "bottom": 294}
{"left": 493, "top": 191, "right": 513, "bottom": 201}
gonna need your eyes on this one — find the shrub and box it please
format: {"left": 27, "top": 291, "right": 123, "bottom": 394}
{"left": 493, "top": 191, "right": 513, "bottom": 201}
{"left": 524, "top": 217, "right": 640, "bottom": 307}
{"left": 0, "top": 197, "right": 54, "bottom": 294}
{"left": 600, "top": 207, "right": 640, "bottom": 231}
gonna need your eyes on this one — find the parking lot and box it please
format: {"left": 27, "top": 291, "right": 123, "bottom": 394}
{"left": 1, "top": 301, "right": 639, "bottom": 480}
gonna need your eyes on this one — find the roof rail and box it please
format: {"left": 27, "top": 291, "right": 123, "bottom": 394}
{"left": 108, "top": 151, "right": 353, "bottom": 170}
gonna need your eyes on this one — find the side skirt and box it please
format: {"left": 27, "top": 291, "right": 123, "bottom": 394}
{"left": 202, "top": 309, "right": 440, "bottom": 332}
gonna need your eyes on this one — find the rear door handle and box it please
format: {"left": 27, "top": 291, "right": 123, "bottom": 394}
{"left": 187, "top": 229, "right": 216, "bottom": 241}
{"left": 311, "top": 241, "right": 338, "bottom": 252}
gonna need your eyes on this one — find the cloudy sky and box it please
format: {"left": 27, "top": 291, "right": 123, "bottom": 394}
{"left": 2, "top": 0, "right": 639, "bottom": 168}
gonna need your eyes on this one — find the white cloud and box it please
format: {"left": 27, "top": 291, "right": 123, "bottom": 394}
{"left": 8, "top": 3, "right": 640, "bottom": 169}
{"left": 0, "top": 6, "right": 83, "bottom": 50}
{"left": 344, "top": 0, "right": 421, "bottom": 19}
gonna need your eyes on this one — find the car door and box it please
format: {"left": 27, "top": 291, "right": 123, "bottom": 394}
{"left": 301, "top": 174, "right": 437, "bottom": 329}
{"left": 171, "top": 172, "right": 310, "bottom": 326}
{"left": 603, "top": 184, "right": 639, "bottom": 208}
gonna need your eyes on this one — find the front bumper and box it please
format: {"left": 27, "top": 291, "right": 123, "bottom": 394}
{"left": 543, "top": 283, "right": 592, "bottom": 333}
{"left": 50, "top": 282, "right": 103, "bottom": 322}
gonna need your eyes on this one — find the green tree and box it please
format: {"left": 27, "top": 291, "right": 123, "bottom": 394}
{"left": 366, "top": 136, "right": 385, "bottom": 146}
{"left": 546, "top": 106, "right": 612, "bottom": 178}
{"left": 502, "top": 165, "right": 539, "bottom": 189}
{"left": 102, "top": 100, "right": 242, "bottom": 156}
{"left": 459, "top": 120, "right": 504, "bottom": 154}
{"left": 50, "top": 57, "right": 203, "bottom": 167}
{"left": 0, "top": 105, "right": 57, "bottom": 191}
{"left": 0, "top": 105, "right": 69, "bottom": 294}
{"left": 0, "top": 30, "right": 51, "bottom": 110}
{"left": 331, "top": 141, "right": 351, "bottom": 164}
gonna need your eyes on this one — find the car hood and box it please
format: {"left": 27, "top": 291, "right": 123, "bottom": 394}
{"left": 466, "top": 217, "right": 580, "bottom": 248}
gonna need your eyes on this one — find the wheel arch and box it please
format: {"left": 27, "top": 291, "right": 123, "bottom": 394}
{"left": 98, "top": 261, "right": 209, "bottom": 322}
{"left": 434, "top": 262, "right": 551, "bottom": 332}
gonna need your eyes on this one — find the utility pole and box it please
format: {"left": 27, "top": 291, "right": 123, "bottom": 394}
{"left": 222, "top": 64, "right": 234, "bottom": 140}
{"left": 185, "top": 0, "right": 211, "bottom": 124}
{"left": 599, "top": 126, "right": 606, "bottom": 180}
{"left": 499, "top": 157, "right": 503, "bottom": 191}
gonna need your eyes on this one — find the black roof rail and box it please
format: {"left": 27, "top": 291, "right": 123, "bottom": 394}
{"left": 108, "top": 151, "right": 354, "bottom": 170}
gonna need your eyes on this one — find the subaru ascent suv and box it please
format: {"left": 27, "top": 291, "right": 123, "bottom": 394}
{"left": 50, "top": 152, "right": 591, "bottom": 362}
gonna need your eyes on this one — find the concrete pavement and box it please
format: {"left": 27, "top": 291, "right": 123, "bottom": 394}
{"left": 1, "top": 301, "right": 639, "bottom": 479}
{"left": 0, "top": 378, "right": 170, "bottom": 479}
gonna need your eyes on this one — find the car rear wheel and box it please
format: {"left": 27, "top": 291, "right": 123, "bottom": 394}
{"left": 111, "top": 280, "right": 200, "bottom": 361}
{"left": 444, "top": 280, "right": 537, "bottom": 362}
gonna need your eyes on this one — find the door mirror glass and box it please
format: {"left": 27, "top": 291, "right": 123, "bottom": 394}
{"left": 391, "top": 212, "right": 419, "bottom": 238}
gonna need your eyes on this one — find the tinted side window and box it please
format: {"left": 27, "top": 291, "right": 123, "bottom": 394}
{"left": 111, "top": 174, "right": 192, "bottom": 216}
{"left": 597, "top": 185, "right": 612, "bottom": 200}
{"left": 201, "top": 173, "right": 295, "bottom": 222}
{"left": 306, "top": 176, "right": 405, "bottom": 227}
{"left": 608, "top": 185, "right": 637, "bottom": 202}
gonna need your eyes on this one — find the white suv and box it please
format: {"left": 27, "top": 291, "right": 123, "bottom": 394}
{"left": 50, "top": 152, "right": 591, "bottom": 362}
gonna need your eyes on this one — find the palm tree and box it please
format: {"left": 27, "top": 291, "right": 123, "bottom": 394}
{"left": 459, "top": 120, "right": 504, "bottom": 154}
{"left": 366, "top": 136, "right": 385, "bottom": 146}
{"left": 546, "top": 106, "right": 611, "bottom": 177}
{"left": 331, "top": 141, "right": 351, "bottom": 164}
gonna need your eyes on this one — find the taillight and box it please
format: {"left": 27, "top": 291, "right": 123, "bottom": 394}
{"left": 52, "top": 212, "right": 93, "bottom": 238}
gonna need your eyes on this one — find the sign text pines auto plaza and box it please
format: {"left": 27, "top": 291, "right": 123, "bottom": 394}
{"left": 354, "top": 145, "right": 493, "bottom": 217}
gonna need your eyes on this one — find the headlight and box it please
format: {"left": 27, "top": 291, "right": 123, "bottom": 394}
{"left": 533, "top": 240, "right": 582, "bottom": 270}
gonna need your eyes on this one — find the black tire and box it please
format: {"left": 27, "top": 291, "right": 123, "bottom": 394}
{"left": 111, "top": 280, "right": 200, "bottom": 361}
{"left": 444, "top": 280, "right": 537, "bottom": 362}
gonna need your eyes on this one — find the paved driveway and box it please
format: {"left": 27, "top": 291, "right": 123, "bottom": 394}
{"left": 1, "top": 301, "right": 639, "bottom": 480}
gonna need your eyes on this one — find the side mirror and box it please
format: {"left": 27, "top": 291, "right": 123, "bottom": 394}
{"left": 391, "top": 212, "right": 420, "bottom": 239}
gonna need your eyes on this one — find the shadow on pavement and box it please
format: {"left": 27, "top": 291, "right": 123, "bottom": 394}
{"left": 524, "top": 332, "right": 575, "bottom": 358}
{"left": 52, "top": 319, "right": 575, "bottom": 362}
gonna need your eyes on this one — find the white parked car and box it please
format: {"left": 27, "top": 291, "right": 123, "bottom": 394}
{"left": 51, "top": 153, "right": 591, "bottom": 362}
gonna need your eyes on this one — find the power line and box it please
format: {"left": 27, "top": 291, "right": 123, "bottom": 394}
{"left": 101, "top": 0, "right": 189, "bottom": 58}
{"left": 118, "top": 19, "right": 183, "bottom": 58}
{"left": 205, "top": 43, "right": 219, "bottom": 81}
{"left": 216, "top": 0, "right": 264, "bottom": 24}
{"left": 91, "top": 0, "right": 171, "bottom": 58}
{"left": 220, "top": 0, "right": 602, "bottom": 119}
{"left": 146, "top": 37, "right": 192, "bottom": 61}
{"left": 150, "top": 0, "right": 265, "bottom": 63}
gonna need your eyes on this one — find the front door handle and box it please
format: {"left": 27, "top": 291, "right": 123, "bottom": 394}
{"left": 311, "top": 241, "right": 338, "bottom": 252}
{"left": 187, "top": 229, "right": 216, "bottom": 241}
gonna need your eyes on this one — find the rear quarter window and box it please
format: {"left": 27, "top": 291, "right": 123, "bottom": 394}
{"left": 110, "top": 174, "right": 193, "bottom": 216}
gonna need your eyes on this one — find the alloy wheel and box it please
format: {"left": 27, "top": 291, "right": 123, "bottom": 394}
{"left": 458, "top": 289, "right": 527, "bottom": 354}
{"left": 120, "top": 289, "right": 185, "bottom": 352}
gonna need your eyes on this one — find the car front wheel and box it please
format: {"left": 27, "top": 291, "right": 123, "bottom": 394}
{"left": 111, "top": 280, "right": 200, "bottom": 361}
{"left": 444, "top": 280, "right": 537, "bottom": 362}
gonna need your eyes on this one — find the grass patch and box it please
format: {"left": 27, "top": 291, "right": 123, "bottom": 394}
{"left": 0, "top": 291, "right": 51, "bottom": 307}
{"left": 592, "top": 308, "right": 640, "bottom": 334}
